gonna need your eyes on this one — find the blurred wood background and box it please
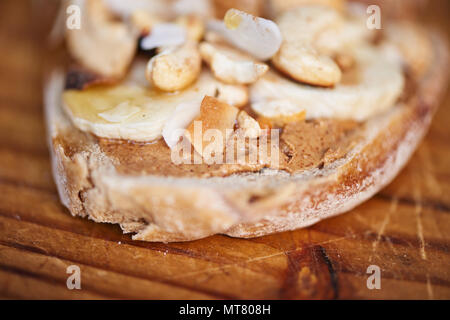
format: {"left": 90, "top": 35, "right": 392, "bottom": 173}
{"left": 0, "top": 0, "right": 448, "bottom": 299}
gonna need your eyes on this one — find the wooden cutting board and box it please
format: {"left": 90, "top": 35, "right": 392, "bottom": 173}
{"left": 0, "top": 0, "right": 449, "bottom": 299}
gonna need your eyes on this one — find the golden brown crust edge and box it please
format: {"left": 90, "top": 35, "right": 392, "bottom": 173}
{"left": 45, "top": 33, "right": 449, "bottom": 242}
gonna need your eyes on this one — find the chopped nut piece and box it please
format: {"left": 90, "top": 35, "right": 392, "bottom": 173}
{"left": 200, "top": 42, "right": 269, "bottom": 84}
{"left": 146, "top": 41, "right": 202, "bottom": 91}
{"left": 257, "top": 111, "right": 306, "bottom": 128}
{"left": 185, "top": 96, "right": 239, "bottom": 157}
{"left": 237, "top": 111, "right": 262, "bottom": 138}
{"left": 256, "top": 117, "right": 273, "bottom": 130}
{"left": 214, "top": 81, "right": 249, "bottom": 108}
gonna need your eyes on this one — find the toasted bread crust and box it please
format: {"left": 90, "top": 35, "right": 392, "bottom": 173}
{"left": 45, "top": 33, "right": 449, "bottom": 242}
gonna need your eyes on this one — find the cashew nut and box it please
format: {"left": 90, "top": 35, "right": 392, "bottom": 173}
{"left": 271, "top": 6, "right": 344, "bottom": 87}
{"left": 66, "top": 0, "right": 138, "bottom": 78}
{"left": 200, "top": 42, "right": 268, "bottom": 84}
{"left": 256, "top": 111, "right": 307, "bottom": 128}
{"left": 273, "top": 42, "right": 342, "bottom": 87}
{"left": 146, "top": 41, "right": 202, "bottom": 91}
{"left": 272, "top": 5, "right": 376, "bottom": 86}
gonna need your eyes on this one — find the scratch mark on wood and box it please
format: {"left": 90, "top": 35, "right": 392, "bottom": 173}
{"left": 171, "top": 235, "right": 355, "bottom": 281}
{"left": 415, "top": 203, "right": 427, "bottom": 260}
{"left": 413, "top": 175, "right": 435, "bottom": 299}
{"left": 170, "top": 251, "right": 285, "bottom": 280}
{"left": 353, "top": 213, "right": 371, "bottom": 225}
{"left": 385, "top": 237, "right": 398, "bottom": 255}
{"left": 426, "top": 274, "right": 434, "bottom": 299}
{"left": 280, "top": 249, "right": 304, "bottom": 299}
{"left": 314, "top": 235, "right": 354, "bottom": 247}
{"left": 170, "top": 240, "right": 352, "bottom": 293}
{"left": 416, "top": 144, "right": 445, "bottom": 239}
{"left": 413, "top": 182, "right": 427, "bottom": 261}
{"left": 370, "top": 198, "right": 397, "bottom": 262}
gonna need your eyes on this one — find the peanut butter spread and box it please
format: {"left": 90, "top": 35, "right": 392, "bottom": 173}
{"left": 55, "top": 118, "right": 361, "bottom": 178}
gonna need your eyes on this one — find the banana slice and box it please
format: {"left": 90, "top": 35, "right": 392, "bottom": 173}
{"left": 251, "top": 46, "right": 405, "bottom": 121}
{"left": 63, "top": 69, "right": 248, "bottom": 142}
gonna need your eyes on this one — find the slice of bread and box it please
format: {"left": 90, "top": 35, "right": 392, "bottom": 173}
{"left": 45, "top": 33, "right": 448, "bottom": 242}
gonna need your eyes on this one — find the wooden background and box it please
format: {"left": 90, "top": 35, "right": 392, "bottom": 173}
{"left": 0, "top": 0, "right": 449, "bottom": 299}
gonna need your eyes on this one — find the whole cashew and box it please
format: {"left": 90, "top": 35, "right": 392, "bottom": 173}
{"left": 66, "top": 0, "right": 137, "bottom": 78}
{"left": 271, "top": 6, "right": 344, "bottom": 87}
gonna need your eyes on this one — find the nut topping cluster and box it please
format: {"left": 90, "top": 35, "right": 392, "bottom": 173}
{"left": 62, "top": 0, "right": 428, "bottom": 151}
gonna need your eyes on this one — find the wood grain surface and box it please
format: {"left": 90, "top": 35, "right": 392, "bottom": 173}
{"left": 0, "top": 0, "right": 449, "bottom": 299}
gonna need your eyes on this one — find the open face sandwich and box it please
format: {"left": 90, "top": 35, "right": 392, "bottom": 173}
{"left": 45, "top": 0, "right": 449, "bottom": 242}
